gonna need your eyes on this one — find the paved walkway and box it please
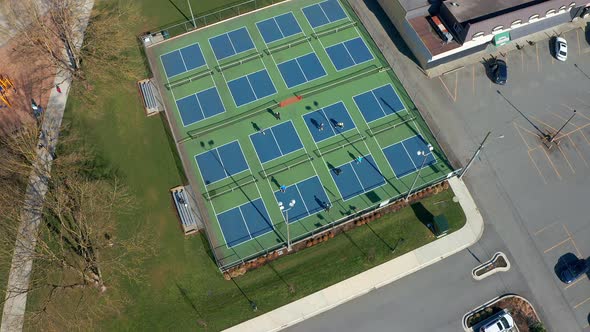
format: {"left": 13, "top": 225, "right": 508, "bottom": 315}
{"left": 224, "top": 176, "right": 484, "bottom": 332}
{"left": 0, "top": 2, "right": 94, "bottom": 331}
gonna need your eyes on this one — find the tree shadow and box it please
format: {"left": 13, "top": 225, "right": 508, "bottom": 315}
{"left": 167, "top": 0, "right": 191, "bottom": 24}
{"left": 175, "top": 282, "right": 207, "bottom": 327}
{"left": 410, "top": 202, "right": 434, "bottom": 231}
{"left": 199, "top": 232, "right": 217, "bottom": 264}
{"left": 159, "top": 113, "right": 188, "bottom": 183}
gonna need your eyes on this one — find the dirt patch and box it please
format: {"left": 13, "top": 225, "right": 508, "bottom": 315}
{"left": 0, "top": 34, "right": 57, "bottom": 136}
{"left": 495, "top": 296, "right": 539, "bottom": 332}
{"left": 467, "top": 295, "right": 542, "bottom": 332}
{"left": 474, "top": 255, "right": 508, "bottom": 277}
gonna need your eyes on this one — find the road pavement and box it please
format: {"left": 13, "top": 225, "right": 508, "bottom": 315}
{"left": 287, "top": 1, "right": 590, "bottom": 331}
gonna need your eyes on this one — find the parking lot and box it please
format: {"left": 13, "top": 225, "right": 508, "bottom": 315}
{"left": 534, "top": 221, "right": 590, "bottom": 328}
{"left": 432, "top": 26, "right": 590, "bottom": 329}
{"left": 433, "top": 27, "right": 590, "bottom": 330}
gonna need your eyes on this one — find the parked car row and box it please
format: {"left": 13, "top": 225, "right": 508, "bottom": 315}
{"left": 489, "top": 36, "right": 568, "bottom": 85}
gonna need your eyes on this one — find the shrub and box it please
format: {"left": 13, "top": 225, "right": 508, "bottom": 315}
{"left": 529, "top": 321, "right": 547, "bottom": 332}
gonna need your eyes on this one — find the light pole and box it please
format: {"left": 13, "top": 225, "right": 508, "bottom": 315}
{"left": 278, "top": 199, "right": 296, "bottom": 251}
{"left": 406, "top": 144, "right": 433, "bottom": 200}
{"left": 459, "top": 131, "right": 505, "bottom": 179}
{"left": 548, "top": 110, "right": 576, "bottom": 143}
{"left": 187, "top": 0, "right": 196, "bottom": 28}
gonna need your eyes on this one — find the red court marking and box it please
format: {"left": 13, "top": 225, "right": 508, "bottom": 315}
{"left": 280, "top": 95, "right": 303, "bottom": 107}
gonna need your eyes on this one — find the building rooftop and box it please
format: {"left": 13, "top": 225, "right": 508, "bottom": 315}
{"left": 398, "top": 0, "right": 431, "bottom": 12}
{"left": 408, "top": 16, "right": 461, "bottom": 56}
{"left": 443, "top": 0, "right": 546, "bottom": 23}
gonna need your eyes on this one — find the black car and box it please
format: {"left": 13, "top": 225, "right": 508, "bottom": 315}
{"left": 556, "top": 255, "right": 588, "bottom": 284}
{"left": 491, "top": 59, "right": 507, "bottom": 85}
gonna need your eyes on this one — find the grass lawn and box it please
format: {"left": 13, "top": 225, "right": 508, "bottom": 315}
{"left": 19, "top": 0, "right": 464, "bottom": 331}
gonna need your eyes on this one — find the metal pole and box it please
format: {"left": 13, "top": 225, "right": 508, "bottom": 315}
{"left": 286, "top": 209, "right": 291, "bottom": 251}
{"left": 549, "top": 110, "right": 576, "bottom": 143}
{"left": 406, "top": 145, "right": 432, "bottom": 200}
{"left": 459, "top": 131, "right": 492, "bottom": 179}
{"left": 406, "top": 153, "right": 428, "bottom": 200}
{"left": 187, "top": 0, "right": 196, "bottom": 28}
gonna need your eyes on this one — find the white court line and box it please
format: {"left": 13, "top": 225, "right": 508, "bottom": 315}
{"left": 237, "top": 206, "right": 254, "bottom": 240}
{"left": 273, "top": 17, "right": 286, "bottom": 38}
{"left": 294, "top": 184, "right": 311, "bottom": 215}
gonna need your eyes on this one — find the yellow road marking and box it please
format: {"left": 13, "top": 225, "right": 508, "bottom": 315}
{"left": 529, "top": 150, "right": 548, "bottom": 184}
{"left": 557, "top": 144, "right": 575, "bottom": 174}
{"left": 581, "top": 130, "right": 590, "bottom": 147}
{"left": 563, "top": 225, "right": 582, "bottom": 257}
{"left": 439, "top": 76, "right": 456, "bottom": 102}
{"left": 569, "top": 136, "right": 589, "bottom": 167}
{"left": 556, "top": 122, "right": 590, "bottom": 141}
{"left": 542, "top": 147, "right": 562, "bottom": 179}
{"left": 534, "top": 221, "right": 560, "bottom": 235}
{"left": 553, "top": 111, "right": 582, "bottom": 130}
{"left": 574, "top": 296, "right": 590, "bottom": 309}
{"left": 564, "top": 275, "right": 585, "bottom": 289}
{"left": 529, "top": 114, "right": 558, "bottom": 132}
{"left": 544, "top": 237, "right": 571, "bottom": 253}
{"left": 514, "top": 123, "right": 536, "bottom": 150}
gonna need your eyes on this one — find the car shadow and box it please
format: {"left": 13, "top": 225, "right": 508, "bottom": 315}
{"left": 549, "top": 36, "right": 557, "bottom": 59}
{"left": 554, "top": 252, "right": 581, "bottom": 283}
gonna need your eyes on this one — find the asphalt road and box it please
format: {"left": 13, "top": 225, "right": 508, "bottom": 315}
{"left": 286, "top": 1, "right": 590, "bottom": 331}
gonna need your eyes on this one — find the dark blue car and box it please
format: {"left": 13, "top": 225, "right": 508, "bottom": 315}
{"left": 556, "top": 254, "right": 588, "bottom": 284}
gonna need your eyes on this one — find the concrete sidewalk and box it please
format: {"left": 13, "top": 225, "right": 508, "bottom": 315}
{"left": 224, "top": 176, "right": 484, "bottom": 332}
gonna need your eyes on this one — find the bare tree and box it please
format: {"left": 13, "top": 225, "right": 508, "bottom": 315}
{"left": 0, "top": 124, "right": 151, "bottom": 329}
{"left": 2, "top": 0, "right": 144, "bottom": 87}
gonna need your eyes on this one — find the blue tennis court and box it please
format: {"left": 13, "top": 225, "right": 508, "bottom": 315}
{"left": 330, "top": 154, "right": 386, "bottom": 200}
{"left": 274, "top": 176, "right": 330, "bottom": 223}
{"left": 382, "top": 135, "right": 436, "bottom": 178}
{"left": 195, "top": 141, "right": 249, "bottom": 185}
{"left": 161, "top": 43, "right": 206, "bottom": 78}
{"left": 217, "top": 198, "right": 273, "bottom": 247}
{"left": 209, "top": 27, "right": 255, "bottom": 61}
{"left": 302, "top": 0, "right": 347, "bottom": 29}
{"left": 227, "top": 69, "right": 277, "bottom": 107}
{"left": 250, "top": 121, "right": 304, "bottom": 163}
{"left": 256, "top": 12, "right": 302, "bottom": 44}
{"left": 353, "top": 84, "right": 405, "bottom": 123}
{"left": 325, "top": 37, "right": 373, "bottom": 71}
{"left": 175, "top": 86, "right": 226, "bottom": 126}
{"left": 302, "top": 101, "right": 356, "bottom": 142}
{"left": 277, "top": 52, "right": 327, "bottom": 88}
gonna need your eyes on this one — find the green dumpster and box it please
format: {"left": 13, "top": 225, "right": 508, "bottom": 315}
{"left": 433, "top": 214, "right": 449, "bottom": 238}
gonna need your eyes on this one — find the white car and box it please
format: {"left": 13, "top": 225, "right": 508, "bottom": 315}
{"left": 555, "top": 37, "right": 567, "bottom": 61}
{"left": 479, "top": 311, "right": 515, "bottom": 332}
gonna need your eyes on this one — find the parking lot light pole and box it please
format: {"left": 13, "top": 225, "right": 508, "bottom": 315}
{"left": 406, "top": 144, "right": 433, "bottom": 200}
{"left": 279, "top": 199, "right": 296, "bottom": 251}
{"left": 459, "top": 131, "right": 492, "bottom": 180}
{"left": 549, "top": 110, "right": 576, "bottom": 143}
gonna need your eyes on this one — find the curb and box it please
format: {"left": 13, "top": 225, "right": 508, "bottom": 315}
{"left": 224, "top": 177, "right": 484, "bottom": 332}
{"left": 461, "top": 294, "right": 540, "bottom": 332}
{"left": 472, "top": 252, "right": 511, "bottom": 280}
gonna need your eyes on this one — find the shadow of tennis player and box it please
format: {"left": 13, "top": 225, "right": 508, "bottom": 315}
{"left": 251, "top": 121, "right": 260, "bottom": 132}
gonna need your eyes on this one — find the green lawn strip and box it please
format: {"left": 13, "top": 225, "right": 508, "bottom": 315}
{"left": 117, "top": 188, "right": 465, "bottom": 331}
